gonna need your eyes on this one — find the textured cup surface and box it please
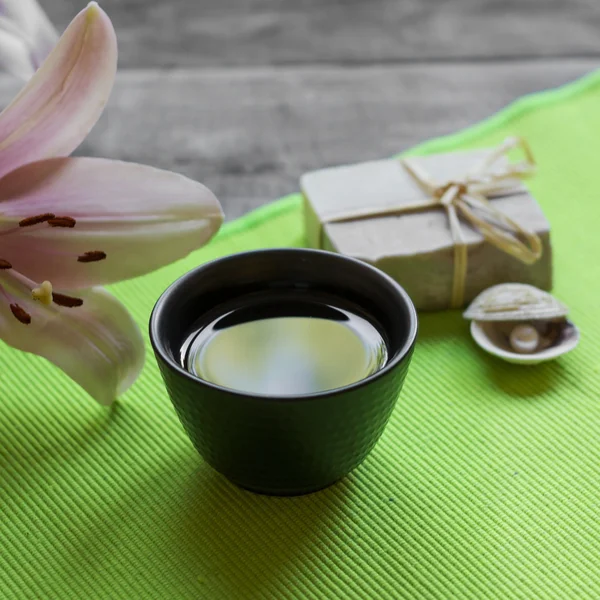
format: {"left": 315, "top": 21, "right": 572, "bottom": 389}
{"left": 150, "top": 249, "right": 417, "bottom": 496}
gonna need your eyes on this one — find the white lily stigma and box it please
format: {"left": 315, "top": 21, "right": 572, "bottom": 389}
{"left": 31, "top": 279, "right": 52, "bottom": 304}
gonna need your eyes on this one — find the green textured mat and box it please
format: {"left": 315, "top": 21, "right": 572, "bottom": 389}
{"left": 2, "top": 69, "right": 600, "bottom": 600}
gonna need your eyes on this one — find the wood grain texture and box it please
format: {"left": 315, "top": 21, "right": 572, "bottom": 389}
{"left": 45, "top": 0, "right": 600, "bottom": 68}
{"left": 1, "top": 60, "right": 591, "bottom": 219}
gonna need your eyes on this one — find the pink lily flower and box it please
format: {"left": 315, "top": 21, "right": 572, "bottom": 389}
{"left": 0, "top": 3, "right": 223, "bottom": 405}
{"left": 0, "top": 0, "right": 58, "bottom": 79}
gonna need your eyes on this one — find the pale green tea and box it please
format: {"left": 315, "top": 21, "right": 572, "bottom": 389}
{"left": 183, "top": 302, "right": 388, "bottom": 396}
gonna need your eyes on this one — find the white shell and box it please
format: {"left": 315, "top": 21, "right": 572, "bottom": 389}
{"left": 463, "top": 283, "right": 569, "bottom": 322}
{"left": 470, "top": 319, "right": 580, "bottom": 365}
{"left": 464, "top": 283, "right": 579, "bottom": 365}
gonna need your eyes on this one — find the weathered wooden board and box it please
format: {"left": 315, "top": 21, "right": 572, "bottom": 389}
{"left": 45, "top": 0, "right": 600, "bottom": 68}
{"left": 3, "top": 60, "right": 589, "bottom": 218}
{"left": 0, "top": 60, "right": 594, "bottom": 218}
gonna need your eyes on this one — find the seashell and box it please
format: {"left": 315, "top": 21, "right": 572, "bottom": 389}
{"left": 463, "top": 283, "right": 569, "bottom": 322}
{"left": 463, "top": 284, "right": 579, "bottom": 365}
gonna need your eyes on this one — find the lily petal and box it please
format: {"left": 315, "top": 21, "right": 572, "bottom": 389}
{"left": 0, "top": 157, "right": 224, "bottom": 288}
{"left": 0, "top": 2, "right": 116, "bottom": 179}
{"left": 0, "top": 0, "right": 58, "bottom": 77}
{"left": 0, "top": 284, "right": 144, "bottom": 405}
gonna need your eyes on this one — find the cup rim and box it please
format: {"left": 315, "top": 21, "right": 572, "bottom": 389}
{"left": 150, "top": 248, "right": 418, "bottom": 402}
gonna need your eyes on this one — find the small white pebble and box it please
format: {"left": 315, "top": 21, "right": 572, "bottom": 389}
{"left": 509, "top": 324, "right": 539, "bottom": 354}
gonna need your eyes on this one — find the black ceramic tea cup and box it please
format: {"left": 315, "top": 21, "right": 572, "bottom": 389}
{"left": 150, "top": 248, "right": 417, "bottom": 496}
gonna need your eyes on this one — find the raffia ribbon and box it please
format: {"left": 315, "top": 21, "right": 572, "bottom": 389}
{"left": 324, "top": 137, "right": 543, "bottom": 308}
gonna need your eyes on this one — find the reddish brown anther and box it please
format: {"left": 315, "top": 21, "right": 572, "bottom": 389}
{"left": 53, "top": 293, "right": 84, "bottom": 308}
{"left": 77, "top": 251, "right": 107, "bottom": 263}
{"left": 19, "top": 213, "right": 55, "bottom": 227}
{"left": 0, "top": 259, "right": 12, "bottom": 269}
{"left": 48, "top": 216, "right": 76, "bottom": 228}
{"left": 10, "top": 304, "right": 31, "bottom": 324}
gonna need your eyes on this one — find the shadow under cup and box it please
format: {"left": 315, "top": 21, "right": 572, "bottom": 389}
{"left": 150, "top": 249, "right": 418, "bottom": 496}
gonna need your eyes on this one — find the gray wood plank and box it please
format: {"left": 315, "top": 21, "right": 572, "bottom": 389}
{"left": 0, "top": 60, "right": 594, "bottom": 219}
{"left": 44, "top": 0, "right": 600, "bottom": 68}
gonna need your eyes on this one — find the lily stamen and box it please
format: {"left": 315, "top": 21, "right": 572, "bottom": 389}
{"left": 48, "top": 216, "right": 76, "bottom": 228}
{"left": 2, "top": 269, "right": 83, "bottom": 314}
{"left": 10, "top": 304, "right": 31, "bottom": 324}
{"left": 19, "top": 213, "right": 56, "bottom": 227}
{"left": 78, "top": 251, "right": 107, "bottom": 263}
{"left": 0, "top": 259, "right": 12, "bottom": 269}
{"left": 53, "top": 292, "right": 84, "bottom": 308}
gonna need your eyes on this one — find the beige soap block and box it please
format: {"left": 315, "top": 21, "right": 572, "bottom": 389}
{"left": 301, "top": 148, "right": 552, "bottom": 311}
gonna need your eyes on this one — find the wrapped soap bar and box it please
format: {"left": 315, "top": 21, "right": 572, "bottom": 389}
{"left": 301, "top": 138, "right": 552, "bottom": 311}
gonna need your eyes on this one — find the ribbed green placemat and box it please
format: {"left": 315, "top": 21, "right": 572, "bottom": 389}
{"left": 2, "top": 69, "right": 600, "bottom": 600}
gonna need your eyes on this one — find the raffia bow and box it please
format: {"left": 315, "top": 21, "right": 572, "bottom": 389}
{"left": 324, "top": 137, "right": 543, "bottom": 308}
